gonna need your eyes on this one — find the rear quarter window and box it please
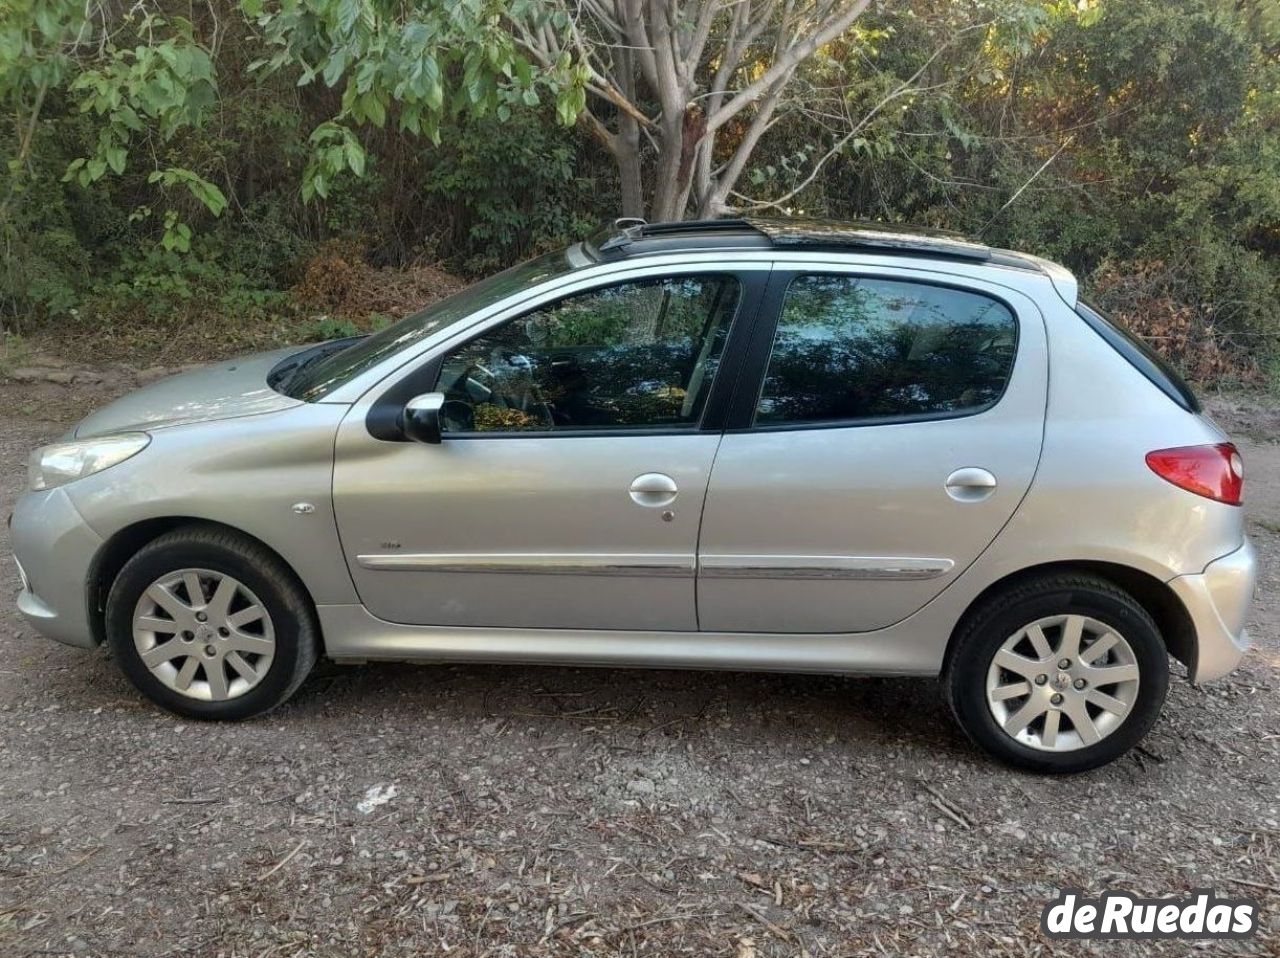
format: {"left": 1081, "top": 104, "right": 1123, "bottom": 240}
{"left": 1074, "top": 300, "right": 1200, "bottom": 412}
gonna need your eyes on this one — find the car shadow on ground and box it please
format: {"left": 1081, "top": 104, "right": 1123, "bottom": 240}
{"left": 4, "top": 629, "right": 990, "bottom": 767}
{"left": 286, "top": 657, "right": 972, "bottom": 754}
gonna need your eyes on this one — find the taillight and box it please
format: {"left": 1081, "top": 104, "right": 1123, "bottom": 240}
{"left": 1145, "top": 443, "right": 1243, "bottom": 505}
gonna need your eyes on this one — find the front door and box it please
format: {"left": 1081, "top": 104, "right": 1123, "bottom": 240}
{"left": 334, "top": 269, "right": 758, "bottom": 631}
{"left": 697, "top": 266, "right": 1048, "bottom": 633}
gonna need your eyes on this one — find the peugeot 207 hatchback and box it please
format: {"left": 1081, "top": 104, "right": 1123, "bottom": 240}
{"left": 11, "top": 218, "right": 1257, "bottom": 772}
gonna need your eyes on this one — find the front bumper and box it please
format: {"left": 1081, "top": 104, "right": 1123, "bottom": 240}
{"left": 1168, "top": 539, "right": 1258, "bottom": 683}
{"left": 10, "top": 486, "right": 104, "bottom": 649}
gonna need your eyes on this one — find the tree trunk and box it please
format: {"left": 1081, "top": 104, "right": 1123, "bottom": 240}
{"left": 647, "top": 106, "right": 709, "bottom": 222}
{"left": 614, "top": 116, "right": 646, "bottom": 219}
{"left": 648, "top": 120, "right": 684, "bottom": 222}
{"left": 512, "top": 0, "right": 877, "bottom": 225}
{"left": 612, "top": 45, "right": 646, "bottom": 219}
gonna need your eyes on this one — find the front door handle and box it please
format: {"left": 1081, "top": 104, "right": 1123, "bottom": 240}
{"left": 945, "top": 467, "right": 997, "bottom": 502}
{"left": 630, "top": 473, "right": 679, "bottom": 507}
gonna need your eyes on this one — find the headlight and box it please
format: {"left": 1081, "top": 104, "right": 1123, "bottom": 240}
{"left": 28, "top": 433, "right": 151, "bottom": 491}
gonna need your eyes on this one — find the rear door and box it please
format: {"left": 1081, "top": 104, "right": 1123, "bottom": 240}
{"left": 697, "top": 263, "right": 1048, "bottom": 633}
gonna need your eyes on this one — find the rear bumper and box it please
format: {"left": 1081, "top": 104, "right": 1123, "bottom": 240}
{"left": 1168, "top": 539, "right": 1258, "bottom": 683}
{"left": 10, "top": 487, "right": 103, "bottom": 649}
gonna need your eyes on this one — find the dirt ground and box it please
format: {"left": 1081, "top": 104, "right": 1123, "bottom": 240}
{"left": 0, "top": 365, "right": 1277, "bottom": 958}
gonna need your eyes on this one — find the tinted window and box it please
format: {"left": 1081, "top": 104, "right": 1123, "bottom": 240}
{"left": 436, "top": 276, "right": 739, "bottom": 433}
{"left": 1075, "top": 300, "right": 1200, "bottom": 412}
{"left": 756, "top": 275, "right": 1017, "bottom": 425}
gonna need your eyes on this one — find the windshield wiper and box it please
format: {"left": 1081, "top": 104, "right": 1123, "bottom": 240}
{"left": 268, "top": 336, "right": 365, "bottom": 395}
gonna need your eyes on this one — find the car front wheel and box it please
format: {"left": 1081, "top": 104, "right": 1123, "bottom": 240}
{"left": 105, "top": 524, "right": 318, "bottom": 720}
{"left": 944, "top": 574, "right": 1169, "bottom": 773}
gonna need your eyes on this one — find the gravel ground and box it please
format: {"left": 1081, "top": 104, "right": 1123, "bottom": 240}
{"left": 0, "top": 367, "right": 1277, "bottom": 957}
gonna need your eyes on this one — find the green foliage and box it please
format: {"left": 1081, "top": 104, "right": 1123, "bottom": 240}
{"left": 65, "top": 13, "right": 218, "bottom": 184}
{"left": 413, "top": 109, "right": 612, "bottom": 274}
{"left": 0, "top": 332, "right": 30, "bottom": 376}
{"left": 245, "top": 0, "right": 587, "bottom": 203}
{"left": 301, "top": 122, "right": 365, "bottom": 202}
{"left": 303, "top": 315, "right": 361, "bottom": 340}
{"left": 87, "top": 243, "right": 283, "bottom": 319}
{"left": 0, "top": 0, "right": 1275, "bottom": 385}
{"left": 0, "top": 0, "right": 85, "bottom": 111}
{"left": 144, "top": 168, "right": 228, "bottom": 250}
{"left": 2, "top": 2, "right": 226, "bottom": 253}
{"left": 754, "top": 0, "right": 1279, "bottom": 383}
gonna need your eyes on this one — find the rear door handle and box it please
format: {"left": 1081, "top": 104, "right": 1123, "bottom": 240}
{"left": 945, "top": 467, "right": 997, "bottom": 502}
{"left": 630, "top": 473, "right": 678, "bottom": 507}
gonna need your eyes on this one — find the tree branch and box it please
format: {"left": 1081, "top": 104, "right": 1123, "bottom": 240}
{"left": 978, "top": 134, "right": 1077, "bottom": 235}
{"left": 701, "top": 73, "right": 792, "bottom": 215}
{"left": 706, "top": 0, "right": 870, "bottom": 135}
{"left": 731, "top": 21, "right": 995, "bottom": 211}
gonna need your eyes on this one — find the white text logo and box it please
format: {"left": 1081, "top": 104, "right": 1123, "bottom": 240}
{"left": 1041, "top": 889, "right": 1258, "bottom": 939}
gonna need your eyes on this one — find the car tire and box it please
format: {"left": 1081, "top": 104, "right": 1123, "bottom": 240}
{"left": 943, "top": 573, "right": 1169, "bottom": 773}
{"left": 105, "top": 524, "right": 319, "bottom": 720}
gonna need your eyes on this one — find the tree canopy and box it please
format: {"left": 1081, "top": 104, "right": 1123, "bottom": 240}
{"left": 1, "top": 0, "right": 1277, "bottom": 384}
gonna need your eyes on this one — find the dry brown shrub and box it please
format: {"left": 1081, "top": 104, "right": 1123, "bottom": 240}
{"left": 293, "top": 240, "right": 463, "bottom": 324}
{"left": 472, "top": 404, "right": 541, "bottom": 431}
{"left": 1089, "top": 259, "right": 1258, "bottom": 384}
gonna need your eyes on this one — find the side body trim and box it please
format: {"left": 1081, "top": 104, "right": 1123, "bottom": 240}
{"left": 355, "top": 552, "right": 953, "bottom": 581}
{"left": 698, "top": 555, "right": 955, "bottom": 581}
{"left": 355, "top": 553, "right": 696, "bottom": 577}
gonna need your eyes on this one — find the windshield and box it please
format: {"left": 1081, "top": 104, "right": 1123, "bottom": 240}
{"left": 279, "top": 247, "right": 585, "bottom": 401}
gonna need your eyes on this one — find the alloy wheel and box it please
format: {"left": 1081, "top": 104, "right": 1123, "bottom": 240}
{"left": 131, "top": 568, "right": 275, "bottom": 702}
{"left": 985, "top": 614, "right": 1140, "bottom": 752}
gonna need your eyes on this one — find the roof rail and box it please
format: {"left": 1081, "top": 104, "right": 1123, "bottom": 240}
{"left": 589, "top": 215, "right": 1038, "bottom": 269}
{"left": 596, "top": 217, "right": 754, "bottom": 253}
{"left": 743, "top": 216, "right": 992, "bottom": 262}
{"left": 639, "top": 219, "right": 753, "bottom": 235}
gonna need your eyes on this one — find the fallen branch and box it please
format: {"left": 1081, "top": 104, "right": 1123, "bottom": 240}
{"left": 258, "top": 838, "right": 307, "bottom": 881}
{"left": 737, "top": 902, "right": 794, "bottom": 943}
{"left": 1224, "top": 876, "right": 1280, "bottom": 894}
{"left": 920, "top": 783, "right": 973, "bottom": 830}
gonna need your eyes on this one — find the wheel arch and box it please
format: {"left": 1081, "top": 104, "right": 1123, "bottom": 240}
{"left": 942, "top": 560, "right": 1197, "bottom": 677}
{"left": 86, "top": 517, "right": 323, "bottom": 649}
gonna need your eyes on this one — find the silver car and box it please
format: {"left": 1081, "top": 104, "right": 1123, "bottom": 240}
{"left": 10, "top": 218, "right": 1257, "bottom": 772}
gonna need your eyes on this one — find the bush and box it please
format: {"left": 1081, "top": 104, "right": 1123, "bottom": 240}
{"left": 1, "top": 0, "right": 1274, "bottom": 389}
{"left": 1088, "top": 260, "right": 1246, "bottom": 384}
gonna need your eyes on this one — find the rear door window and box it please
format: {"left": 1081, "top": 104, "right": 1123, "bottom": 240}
{"left": 755, "top": 275, "right": 1018, "bottom": 426}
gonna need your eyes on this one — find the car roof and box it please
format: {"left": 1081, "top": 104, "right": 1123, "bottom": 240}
{"left": 588, "top": 216, "right": 1044, "bottom": 273}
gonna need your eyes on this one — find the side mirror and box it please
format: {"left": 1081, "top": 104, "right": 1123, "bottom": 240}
{"left": 401, "top": 392, "right": 445, "bottom": 444}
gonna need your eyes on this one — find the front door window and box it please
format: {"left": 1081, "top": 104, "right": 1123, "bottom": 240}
{"left": 435, "top": 275, "right": 741, "bottom": 433}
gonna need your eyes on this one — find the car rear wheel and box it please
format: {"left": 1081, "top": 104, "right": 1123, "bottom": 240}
{"left": 944, "top": 574, "right": 1168, "bottom": 773}
{"left": 105, "top": 525, "right": 318, "bottom": 720}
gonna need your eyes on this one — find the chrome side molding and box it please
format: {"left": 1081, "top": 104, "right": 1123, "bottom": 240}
{"left": 698, "top": 555, "right": 955, "bottom": 581}
{"left": 355, "top": 553, "right": 696, "bottom": 577}
{"left": 356, "top": 552, "right": 953, "bottom": 581}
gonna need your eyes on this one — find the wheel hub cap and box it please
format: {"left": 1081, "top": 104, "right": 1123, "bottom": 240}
{"left": 985, "top": 614, "right": 1141, "bottom": 753}
{"left": 131, "top": 568, "right": 276, "bottom": 702}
